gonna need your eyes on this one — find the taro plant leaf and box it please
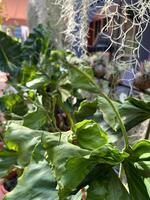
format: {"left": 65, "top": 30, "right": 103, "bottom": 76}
{"left": 75, "top": 99, "right": 98, "bottom": 122}
{"left": 119, "top": 97, "right": 150, "bottom": 131}
{"left": 87, "top": 168, "right": 130, "bottom": 200}
{"left": 4, "top": 123, "right": 43, "bottom": 166}
{"left": 4, "top": 143, "right": 59, "bottom": 200}
{"left": 42, "top": 132, "right": 95, "bottom": 199}
{"left": 75, "top": 120, "right": 108, "bottom": 150}
{"left": 124, "top": 162, "right": 150, "bottom": 200}
{"left": 97, "top": 96, "right": 120, "bottom": 131}
{"left": 23, "top": 108, "right": 48, "bottom": 130}
{"left": 0, "top": 150, "right": 18, "bottom": 178}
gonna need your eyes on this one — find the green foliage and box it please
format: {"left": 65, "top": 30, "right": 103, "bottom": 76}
{"left": 4, "top": 144, "right": 59, "bottom": 200}
{"left": 87, "top": 169, "right": 130, "bottom": 200}
{"left": 75, "top": 100, "right": 98, "bottom": 122}
{"left": 0, "top": 150, "right": 17, "bottom": 177}
{"left": 0, "top": 31, "right": 21, "bottom": 74}
{"left": 75, "top": 120, "right": 108, "bottom": 150}
{"left": 4, "top": 123, "right": 42, "bottom": 166}
{"left": 23, "top": 108, "right": 48, "bottom": 130}
{"left": 0, "top": 26, "right": 149, "bottom": 200}
{"left": 119, "top": 98, "right": 150, "bottom": 131}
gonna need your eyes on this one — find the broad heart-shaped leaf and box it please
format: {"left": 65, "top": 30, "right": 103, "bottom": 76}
{"left": 119, "top": 97, "right": 150, "bottom": 131}
{"left": 87, "top": 168, "right": 130, "bottom": 200}
{"left": 124, "top": 161, "right": 150, "bottom": 200}
{"left": 4, "top": 143, "right": 59, "bottom": 200}
{"left": 75, "top": 99, "right": 98, "bottom": 122}
{"left": 42, "top": 132, "right": 95, "bottom": 199}
{"left": 68, "top": 64, "right": 99, "bottom": 93}
{"left": 23, "top": 108, "right": 47, "bottom": 130}
{"left": 97, "top": 96, "right": 120, "bottom": 131}
{"left": 75, "top": 120, "right": 108, "bottom": 150}
{"left": 4, "top": 123, "right": 43, "bottom": 166}
{"left": 0, "top": 31, "right": 21, "bottom": 74}
{"left": 0, "top": 150, "right": 18, "bottom": 178}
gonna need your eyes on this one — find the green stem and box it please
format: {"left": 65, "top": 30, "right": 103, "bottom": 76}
{"left": 145, "top": 120, "right": 150, "bottom": 139}
{"left": 51, "top": 95, "right": 62, "bottom": 143}
{"left": 69, "top": 64, "right": 129, "bottom": 150}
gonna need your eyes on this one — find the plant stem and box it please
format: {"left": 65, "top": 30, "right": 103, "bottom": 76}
{"left": 145, "top": 120, "right": 150, "bottom": 139}
{"left": 69, "top": 64, "right": 129, "bottom": 150}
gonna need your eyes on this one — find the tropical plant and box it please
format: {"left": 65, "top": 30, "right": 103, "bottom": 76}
{"left": 0, "top": 26, "right": 149, "bottom": 200}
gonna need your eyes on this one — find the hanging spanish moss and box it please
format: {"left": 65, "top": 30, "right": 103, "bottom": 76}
{"left": 55, "top": 0, "right": 150, "bottom": 68}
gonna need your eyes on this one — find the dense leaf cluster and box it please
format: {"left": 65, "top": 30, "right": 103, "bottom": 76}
{"left": 0, "top": 26, "right": 149, "bottom": 200}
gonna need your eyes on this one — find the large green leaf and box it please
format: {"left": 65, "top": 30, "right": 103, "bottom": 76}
{"left": 42, "top": 130, "right": 127, "bottom": 199}
{"left": 0, "top": 150, "right": 18, "bottom": 178}
{"left": 75, "top": 99, "right": 98, "bottom": 122}
{"left": 69, "top": 64, "right": 98, "bottom": 93}
{"left": 75, "top": 120, "right": 108, "bottom": 150}
{"left": 97, "top": 97, "right": 150, "bottom": 133}
{"left": 124, "top": 162, "right": 150, "bottom": 200}
{"left": 23, "top": 108, "right": 48, "bottom": 130}
{"left": 42, "top": 132, "right": 95, "bottom": 199}
{"left": 5, "top": 144, "right": 59, "bottom": 200}
{"left": 87, "top": 168, "right": 130, "bottom": 200}
{"left": 119, "top": 98, "right": 150, "bottom": 131}
{"left": 124, "top": 140, "right": 150, "bottom": 200}
{"left": 4, "top": 123, "right": 43, "bottom": 166}
{"left": 97, "top": 96, "right": 120, "bottom": 131}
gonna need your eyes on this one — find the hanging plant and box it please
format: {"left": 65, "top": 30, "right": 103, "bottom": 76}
{"left": 55, "top": 0, "right": 150, "bottom": 65}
